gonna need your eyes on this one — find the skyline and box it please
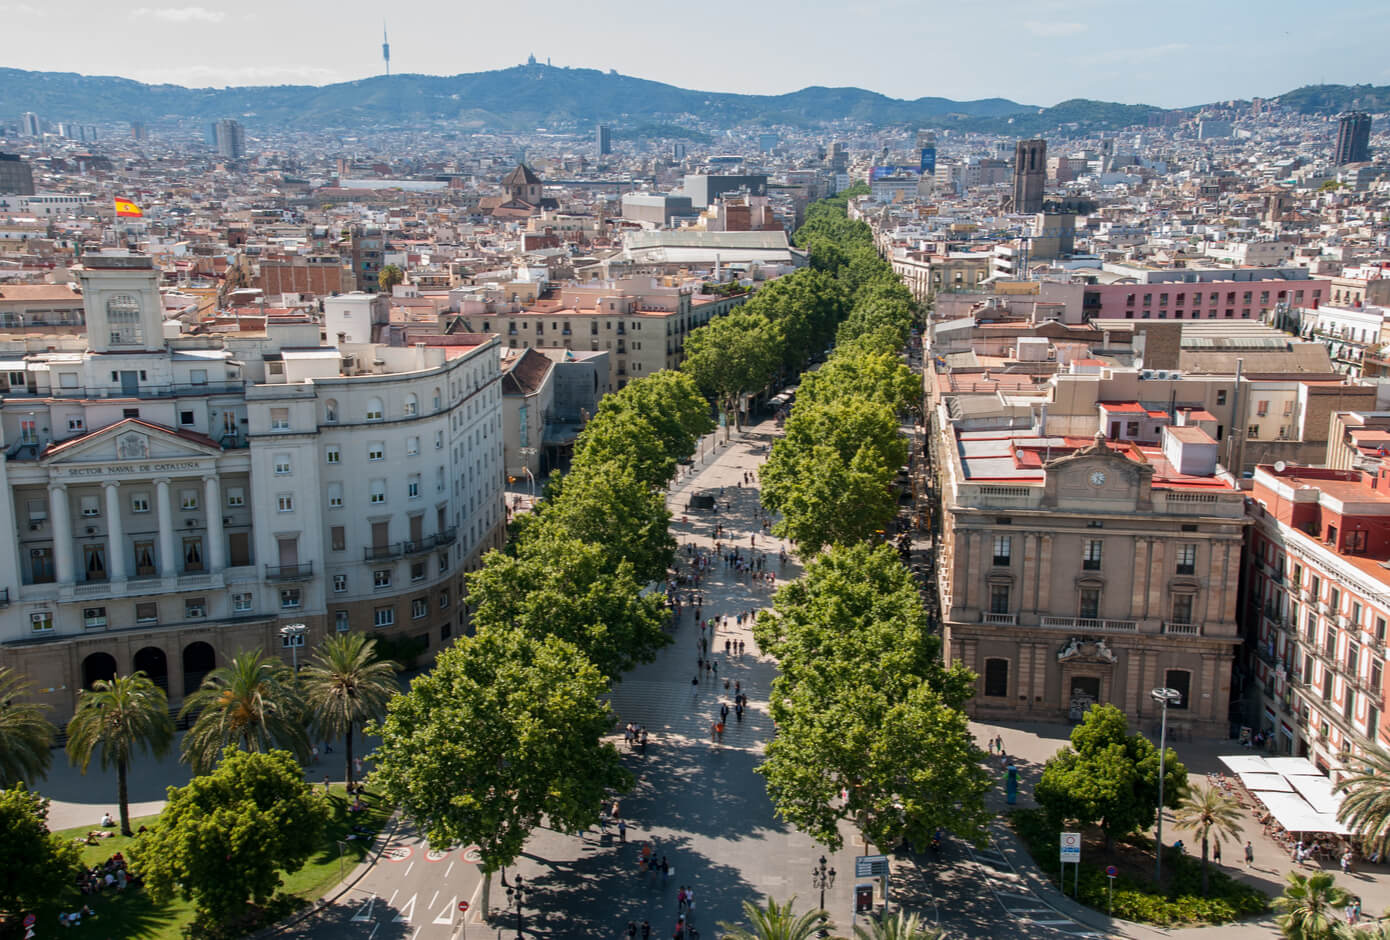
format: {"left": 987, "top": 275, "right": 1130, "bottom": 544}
{"left": 2, "top": 0, "right": 1387, "bottom": 111}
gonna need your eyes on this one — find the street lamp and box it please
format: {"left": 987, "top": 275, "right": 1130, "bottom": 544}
{"left": 280, "top": 623, "right": 307, "bottom": 672}
{"left": 504, "top": 873, "right": 524, "bottom": 938}
{"left": 1151, "top": 686, "right": 1183, "bottom": 884}
{"left": 812, "top": 854, "right": 835, "bottom": 935}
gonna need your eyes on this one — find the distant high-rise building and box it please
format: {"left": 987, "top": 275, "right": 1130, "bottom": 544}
{"left": 382, "top": 22, "right": 390, "bottom": 77}
{"left": 758, "top": 133, "right": 778, "bottom": 153}
{"left": 672, "top": 142, "right": 686, "bottom": 161}
{"left": 130, "top": 122, "right": 147, "bottom": 140}
{"left": 1335, "top": 111, "right": 1372, "bottom": 165}
{"left": 596, "top": 123, "right": 612, "bottom": 156}
{"left": 1012, "top": 139, "right": 1046, "bottom": 214}
{"left": 20, "top": 112, "right": 40, "bottom": 137}
{"left": 829, "top": 141, "right": 848, "bottom": 172}
{"left": 0, "top": 153, "right": 35, "bottom": 195}
{"left": 212, "top": 119, "right": 246, "bottom": 160}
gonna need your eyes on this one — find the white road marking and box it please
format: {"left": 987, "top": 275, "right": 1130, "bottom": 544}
{"left": 387, "top": 890, "right": 398, "bottom": 908}
{"left": 432, "top": 895, "right": 456, "bottom": 925}
{"left": 404, "top": 861, "right": 414, "bottom": 878}
{"left": 392, "top": 893, "right": 416, "bottom": 924}
{"left": 445, "top": 861, "right": 454, "bottom": 880}
{"left": 430, "top": 891, "right": 439, "bottom": 908}
{"left": 350, "top": 895, "right": 376, "bottom": 922}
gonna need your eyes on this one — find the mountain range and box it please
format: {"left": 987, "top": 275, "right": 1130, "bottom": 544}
{"left": 1, "top": 64, "right": 1383, "bottom": 136}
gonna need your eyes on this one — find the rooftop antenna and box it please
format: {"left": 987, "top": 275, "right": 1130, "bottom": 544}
{"left": 382, "top": 22, "right": 390, "bottom": 77}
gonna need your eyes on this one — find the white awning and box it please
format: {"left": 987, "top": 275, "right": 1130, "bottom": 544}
{"left": 1257, "top": 790, "right": 1351, "bottom": 835}
{"left": 1239, "top": 771, "right": 1294, "bottom": 792}
{"left": 1264, "top": 757, "right": 1322, "bottom": 777}
{"left": 1287, "top": 774, "right": 1343, "bottom": 817}
{"left": 1219, "top": 755, "right": 1271, "bottom": 774}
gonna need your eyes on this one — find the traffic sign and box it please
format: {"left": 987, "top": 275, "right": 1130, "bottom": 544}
{"left": 855, "top": 854, "right": 889, "bottom": 878}
{"left": 1106, "top": 865, "right": 1118, "bottom": 878}
{"left": 1060, "top": 832, "right": 1081, "bottom": 863}
{"left": 458, "top": 900, "right": 470, "bottom": 912}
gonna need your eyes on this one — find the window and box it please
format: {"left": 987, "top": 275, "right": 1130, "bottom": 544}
{"left": 325, "top": 445, "right": 340, "bottom": 464}
{"left": 989, "top": 584, "right": 1010, "bottom": 614}
{"left": 411, "top": 561, "right": 426, "bottom": 582}
{"left": 333, "top": 574, "right": 347, "bottom": 593}
{"left": 983, "top": 659, "right": 1009, "bottom": 697}
{"left": 1348, "top": 642, "right": 1361, "bottom": 676}
{"left": 435, "top": 431, "right": 444, "bottom": 450}
{"left": 183, "top": 538, "right": 203, "bottom": 572}
{"left": 991, "top": 535, "right": 1011, "bottom": 566}
{"left": 1083, "top": 539, "right": 1103, "bottom": 570}
{"left": 436, "top": 467, "right": 445, "bottom": 492}
{"left": 80, "top": 495, "right": 100, "bottom": 517}
{"left": 1176, "top": 543, "right": 1196, "bottom": 575}
{"left": 366, "top": 397, "right": 383, "bottom": 421}
{"left": 335, "top": 610, "right": 350, "bottom": 633}
{"left": 67, "top": 416, "right": 85, "bottom": 432}
{"left": 1172, "top": 593, "right": 1195, "bottom": 624}
{"left": 83, "top": 607, "right": 107, "bottom": 629}
{"left": 130, "top": 493, "right": 150, "bottom": 513}
{"left": 232, "top": 592, "right": 253, "bottom": 612}
{"left": 1353, "top": 602, "right": 1363, "bottom": 628}
{"left": 327, "top": 483, "right": 343, "bottom": 509}
{"left": 368, "top": 441, "right": 385, "bottom": 461}
{"left": 404, "top": 394, "right": 418, "bottom": 416}
{"left": 330, "top": 526, "right": 346, "bottom": 551}
{"left": 180, "top": 410, "right": 196, "bottom": 427}
{"left": 180, "top": 489, "right": 199, "bottom": 511}
{"left": 1216, "top": 389, "right": 1227, "bottom": 406}
{"left": 432, "top": 388, "right": 442, "bottom": 410}
{"left": 270, "top": 407, "right": 290, "bottom": 430}
{"left": 185, "top": 598, "right": 207, "bottom": 619}
{"left": 106, "top": 294, "right": 143, "bottom": 345}
{"left": 1164, "top": 670, "right": 1191, "bottom": 710}
{"left": 408, "top": 474, "right": 421, "bottom": 499}
{"left": 1378, "top": 617, "right": 1388, "bottom": 645}
{"left": 374, "top": 569, "right": 392, "bottom": 589}
{"left": 226, "top": 487, "right": 244, "bottom": 507}
{"left": 274, "top": 454, "right": 292, "bottom": 475}
{"left": 30, "top": 611, "right": 53, "bottom": 633}
{"left": 190, "top": 368, "right": 207, "bottom": 385}
{"left": 374, "top": 607, "right": 395, "bottom": 627}
{"left": 440, "top": 588, "right": 450, "bottom": 609}
{"left": 439, "top": 552, "right": 449, "bottom": 574}
{"left": 412, "top": 598, "right": 428, "bottom": 619}
{"left": 407, "top": 436, "right": 420, "bottom": 456}
{"left": 324, "top": 399, "right": 338, "bottom": 423}
{"left": 280, "top": 588, "right": 301, "bottom": 609}
{"left": 369, "top": 480, "right": 386, "bottom": 504}
{"left": 1079, "top": 588, "right": 1100, "bottom": 619}
{"left": 277, "top": 494, "right": 294, "bottom": 513}
{"left": 135, "top": 602, "right": 157, "bottom": 624}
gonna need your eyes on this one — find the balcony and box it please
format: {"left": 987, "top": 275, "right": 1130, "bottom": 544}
{"left": 47, "top": 382, "right": 246, "bottom": 400}
{"left": 1163, "top": 621, "right": 1203, "bottom": 636}
{"left": 1039, "top": 616, "right": 1138, "bottom": 633}
{"left": 264, "top": 562, "right": 313, "bottom": 581}
{"left": 364, "top": 543, "right": 404, "bottom": 562}
{"left": 982, "top": 612, "right": 1017, "bottom": 626}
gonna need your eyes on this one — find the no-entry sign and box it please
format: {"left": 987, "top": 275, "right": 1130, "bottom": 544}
{"left": 458, "top": 900, "right": 470, "bottom": 912}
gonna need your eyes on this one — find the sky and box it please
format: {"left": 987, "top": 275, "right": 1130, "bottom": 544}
{"left": 3, "top": 0, "right": 1387, "bottom": 109}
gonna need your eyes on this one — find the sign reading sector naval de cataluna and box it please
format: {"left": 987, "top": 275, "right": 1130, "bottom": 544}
{"left": 57, "top": 460, "right": 207, "bottom": 477}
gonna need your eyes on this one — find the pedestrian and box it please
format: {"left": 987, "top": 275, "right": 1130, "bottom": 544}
{"left": 720, "top": 702, "right": 729, "bottom": 722}
{"left": 323, "top": 776, "right": 331, "bottom": 793}
{"left": 354, "top": 757, "right": 363, "bottom": 778}
{"left": 988, "top": 737, "right": 995, "bottom": 754}
{"left": 712, "top": 661, "right": 718, "bottom": 678}
{"left": 629, "top": 921, "right": 638, "bottom": 939}
{"left": 735, "top": 703, "right": 744, "bottom": 721}
{"left": 1213, "top": 840, "right": 1222, "bottom": 865}
{"left": 311, "top": 744, "right": 319, "bottom": 763}
{"left": 678, "top": 886, "right": 687, "bottom": 912}
{"left": 661, "top": 855, "right": 670, "bottom": 883}
{"left": 641, "top": 728, "right": 649, "bottom": 752}
{"left": 642, "top": 921, "right": 651, "bottom": 939}
{"left": 725, "top": 639, "right": 731, "bottom": 655}
{"left": 619, "top": 820, "right": 627, "bottom": 843}
{"left": 1245, "top": 841, "right": 1254, "bottom": 866}
{"left": 1342, "top": 849, "right": 1353, "bottom": 874}
{"left": 738, "top": 639, "right": 745, "bottom": 655}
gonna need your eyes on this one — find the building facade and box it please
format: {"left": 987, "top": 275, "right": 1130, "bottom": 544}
{"left": 1012, "top": 139, "right": 1046, "bottom": 214}
{"left": 1335, "top": 112, "right": 1372, "bottom": 166}
{"left": 935, "top": 423, "right": 1246, "bottom": 733}
{"left": 0, "top": 252, "right": 506, "bottom": 720}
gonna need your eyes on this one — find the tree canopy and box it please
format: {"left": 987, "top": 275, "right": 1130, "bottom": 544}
{"left": 681, "top": 310, "right": 780, "bottom": 433}
{"left": 0, "top": 784, "right": 80, "bottom": 921}
{"left": 133, "top": 748, "right": 327, "bottom": 930}
{"left": 1034, "top": 704, "right": 1188, "bottom": 850}
{"left": 0, "top": 666, "right": 55, "bottom": 787}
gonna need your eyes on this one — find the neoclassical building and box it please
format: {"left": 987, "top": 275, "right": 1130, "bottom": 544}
{"left": 935, "top": 418, "right": 1248, "bottom": 733}
{"left": 0, "top": 252, "right": 506, "bottom": 719}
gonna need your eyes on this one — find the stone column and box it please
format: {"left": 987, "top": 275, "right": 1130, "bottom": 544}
{"left": 1146, "top": 539, "right": 1166, "bottom": 618}
{"left": 155, "top": 478, "right": 177, "bottom": 577}
{"left": 49, "top": 483, "right": 74, "bottom": 585}
{"left": 204, "top": 476, "right": 226, "bottom": 572}
{"left": 1130, "top": 539, "right": 1150, "bottom": 620}
{"left": 103, "top": 482, "right": 126, "bottom": 581}
{"left": 1021, "top": 533, "right": 1038, "bottom": 615}
{"left": 1037, "top": 534, "right": 1054, "bottom": 614}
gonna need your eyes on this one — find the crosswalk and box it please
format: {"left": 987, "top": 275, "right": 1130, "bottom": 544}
{"left": 964, "top": 831, "right": 1104, "bottom": 937}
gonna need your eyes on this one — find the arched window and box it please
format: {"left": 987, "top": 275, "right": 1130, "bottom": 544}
{"left": 323, "top": 399, "right": 338, "bottom": 423}
{"left": 404, "top": 393, "right": 418, "bottom": 417}
{"left": 983, "top": 659, "right": 1009, "bottom": 698}
{"left": 366, "top": 397, "right": 383, "bottom": 421}
{"left": 106, "top": 294, "right": 143, "bottom": 346}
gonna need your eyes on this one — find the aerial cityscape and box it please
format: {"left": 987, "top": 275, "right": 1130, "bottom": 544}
{"left": 2, "top": 9, "right": 1390, "bottom": 939}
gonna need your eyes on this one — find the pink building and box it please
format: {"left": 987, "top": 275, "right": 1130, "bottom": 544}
{"left": 1082, "top": 270, "right": 1328, "bottom": 321}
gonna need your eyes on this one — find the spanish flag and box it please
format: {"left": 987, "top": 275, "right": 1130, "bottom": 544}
{"left": 114, "top": 197, "right": 143, "bottom": 218}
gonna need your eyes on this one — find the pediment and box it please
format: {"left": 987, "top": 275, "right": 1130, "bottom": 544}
{"left": 42, "top": 419, "right": 221, "bottom": 468}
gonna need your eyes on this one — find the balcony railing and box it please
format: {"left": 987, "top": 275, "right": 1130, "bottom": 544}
{"left": 364, "top": 543, "right": 404, "bottom": 562}
{"left": 1163, "top": 621, "right": 1202, "bottom": 636}
{"left": 264, "top": 563, "right": 313, "bottom": 581}
{"left": 45, "top": 382, "right": 246, "bottom": 400}
{"left": 982, "top": 612, "right": 1017, "bottom": 626}
{"left": 1039, "top": 616, "right": 1138, "bottom": 633}
{"left": 365, "top": 528, "right": 458, "bottom": 561}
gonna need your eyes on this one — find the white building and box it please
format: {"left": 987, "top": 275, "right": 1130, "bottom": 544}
{"left": 0, "top": 252, "right": 506, "bottom": 718}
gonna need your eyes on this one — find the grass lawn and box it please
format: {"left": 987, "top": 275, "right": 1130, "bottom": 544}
{"left": 39, "top": 785, "right": 391, "bottom": 939}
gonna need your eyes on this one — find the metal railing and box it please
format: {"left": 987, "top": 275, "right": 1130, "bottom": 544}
{"left": 44, "top": 382, "right": 246, "bottom": 400}
{"left": 264, "top": 563, "right": 313, "bottom": 581}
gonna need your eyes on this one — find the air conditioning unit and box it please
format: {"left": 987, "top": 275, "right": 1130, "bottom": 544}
{"left": 85, "top": 526, "right": 96, "bottom": 536}
{"left": 223, "top": 517, "right": 231, "bottom": 526}
{"left": 29, "top": 523, "right": 40, "bottom": 531}
{"left": 186, "top": 518, "right": 199, "bottom": 528}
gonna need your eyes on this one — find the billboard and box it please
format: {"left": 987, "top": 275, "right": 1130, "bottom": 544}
{"left": 870, "top": 165, "right": 920, "bottom": 181}
{"left": 920, "top": 146, "right": 937, "bottom": 175}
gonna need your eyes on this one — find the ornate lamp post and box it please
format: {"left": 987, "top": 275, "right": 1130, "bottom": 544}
{"left": 504, "top": 873, "right": 525, "bottom": 938}
{"left": 812, "top": 854, "right": 836, "bottom": 936}
{"left": 1151, "top": 686, "right": 1183, "bottom": 883}
{"left": 279, "top": 622, "right": 307, "bottom": 672}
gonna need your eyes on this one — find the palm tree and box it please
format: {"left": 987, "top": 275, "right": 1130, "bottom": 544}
{"left": 0, "top": 666, "right": 57, "bottom": 786}
{"left": 299, "top": 632, "right": 399, "bottom": 785}
{"left": 1338, "top": 748, "right": 1390, "bottom": 854}
{"left": 179, "top": 649, "right": 309, "bottom": 774}
{"left": 1173, "top": 783, "right": 1244, "bottom": 895}
{"left": 65, "top": 672, "right": 174, "bottom": 835}
{"left": 1273, "top": 871, "right": 1351, "bottom": 940}
{"left": 852, "top": 911, "right": 940, "bottom": 939}
{"left": 718, "top": 895, "right": 830, "bottom": 940}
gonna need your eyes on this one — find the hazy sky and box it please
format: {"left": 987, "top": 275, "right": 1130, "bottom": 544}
{"left": 5, "top": 0, "right": 1386, "bottom": 108}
